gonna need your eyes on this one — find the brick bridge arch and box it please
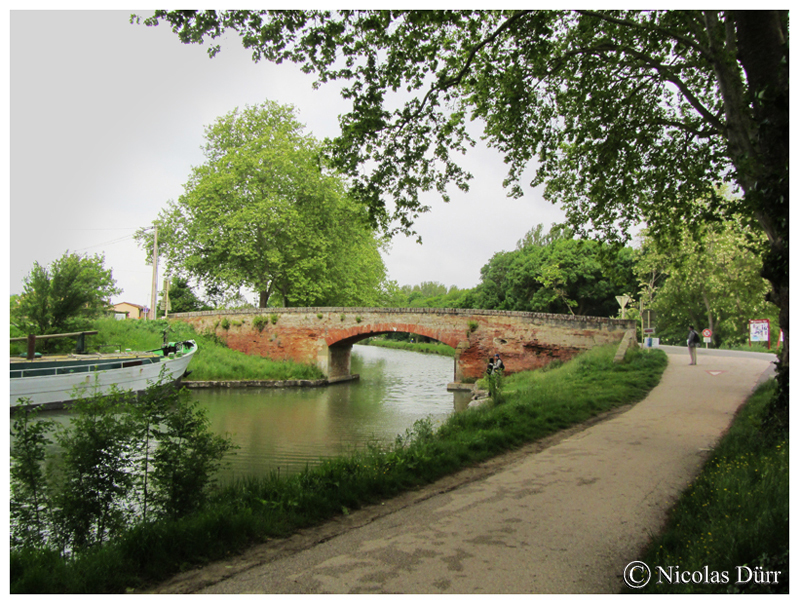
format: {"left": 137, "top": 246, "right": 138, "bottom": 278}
{"left": 172, "top": 307, "right": 635, "bottom": 382}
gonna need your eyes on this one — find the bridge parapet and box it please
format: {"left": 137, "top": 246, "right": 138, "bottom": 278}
{"left": 172, "top": 307, "right": 635, "bottom": 381}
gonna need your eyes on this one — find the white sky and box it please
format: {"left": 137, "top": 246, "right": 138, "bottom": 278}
{"left": 6, "top": 9, "right": 565, "bottom": 307}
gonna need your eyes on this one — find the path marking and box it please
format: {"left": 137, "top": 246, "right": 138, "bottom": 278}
{"left": 706, "top": 370, "right": 726, "bottom": 376}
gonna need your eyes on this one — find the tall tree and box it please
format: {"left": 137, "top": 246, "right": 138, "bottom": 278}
{"left": 137, "top": 101, "right": 389, "bottom": 308}
{"left": 163, "top": 277, "right": 211, "bottom": 314}
{"left": 136, "top": 10, "right": 789, "bottom": 416}
{"left": 635, "top": 222, "right": 778, "bottom": 347}
{"left": 473, "top": 225, "right": 637, "bottom": 316}
{"left": 14, "top": 251, "right": 120, "bottom": 349}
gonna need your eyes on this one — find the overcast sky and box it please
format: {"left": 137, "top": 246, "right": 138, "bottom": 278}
{"left": 8, "top": 9, "right": 566, "bottom": 307}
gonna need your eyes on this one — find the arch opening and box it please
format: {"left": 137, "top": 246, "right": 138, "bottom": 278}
{"left": 325, "top": 327, "right": 463, "bottom": 381}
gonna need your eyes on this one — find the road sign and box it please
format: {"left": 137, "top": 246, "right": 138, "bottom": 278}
{"left": 643, "top": 328, "right": 656, "bottom": 334}
{"left": 749, "top": 319, "right": 770, "bottom": 348}
{"left": 702, "top": 329, "right": 712, "bottom": 337}
{"left": 616, "top": 295, "right": 631, "bottom": 319}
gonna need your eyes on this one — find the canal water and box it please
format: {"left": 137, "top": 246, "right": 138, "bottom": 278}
{"left": 200, "top": 345, "right": 471, "bottom": 483}
{"left": 24, "top": 345, "right": 471, "bottom": 483}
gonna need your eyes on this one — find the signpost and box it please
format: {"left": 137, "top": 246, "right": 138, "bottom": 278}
{"left": 160, "top": 278, "right": 172, "bottom": 318}
{"left": 749, "top": 319, "right": 770, "bottom": 349}
{"left": 702, "top": 328, "right": 712, "bottom": 348}
{"left": 641, "top": 308, "right": 656, "bottom": 347}
{"left": 616, "top": 295, "right": 631, "bottom": 319}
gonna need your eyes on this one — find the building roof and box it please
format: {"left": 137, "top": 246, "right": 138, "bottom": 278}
{"left": 112, "top": 302, "right": 146, "bottom": 309}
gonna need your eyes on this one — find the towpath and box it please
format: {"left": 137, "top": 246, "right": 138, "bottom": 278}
{"left": 150, "top": 346, "right": 775, "bottom": 594}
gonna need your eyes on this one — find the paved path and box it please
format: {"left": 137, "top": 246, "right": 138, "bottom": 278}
{"left": 153, "top": 348, "right": 775, "bottom": 594}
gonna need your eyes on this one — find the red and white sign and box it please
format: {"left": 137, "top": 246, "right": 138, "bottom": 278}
{"left": 749, "top": 319, "right": 771, "bottom": 348}
{"left": 702, "top": 329, "right": 712, "bottom": 338}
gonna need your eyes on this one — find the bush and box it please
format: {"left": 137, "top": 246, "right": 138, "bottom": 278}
{"left": 10, "top": 376, "right": 235, "bottom": 558}
{"left": 11, "top": 344, "right": 668, "bottom": 593}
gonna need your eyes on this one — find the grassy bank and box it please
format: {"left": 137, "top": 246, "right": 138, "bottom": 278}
{"left": 630, "top": 379, "right": 788, "bottom": 594}
{"left": 361, "top": 337, "right": 455, "bottom": 356}
{"left": 87, "top": 317, "right": 324, "bottom": 381}
{"left": 11, "top": 345, "right": 667, "bottom": 593}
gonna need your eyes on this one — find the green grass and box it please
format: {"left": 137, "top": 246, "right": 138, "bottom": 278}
{"left": 86, "top": 317, "right": 325, "bottom": 381}
{"left": 361, "top": 337, "right": 455, "bottom": 357}
{"left": 11, "top": 344, "right": 669, "bottom": 593}
{"left": 631, "top": 379, "right": 788, "bottom": 594}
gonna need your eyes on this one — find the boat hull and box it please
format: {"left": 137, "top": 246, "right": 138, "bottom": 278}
{"left": 10, "top": 342, "right": 197, "bottom": 410}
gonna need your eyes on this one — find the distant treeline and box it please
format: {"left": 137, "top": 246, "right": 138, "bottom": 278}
{"left": 126, "top": 222, "right": 778, "bottom": 349}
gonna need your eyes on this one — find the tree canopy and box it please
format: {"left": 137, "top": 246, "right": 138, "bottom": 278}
{"left": 136, "top": 10, "right": 788, "bottom": 418}
{"left": 470, "top": 224, "right": 638, "bottom": 316}
{"left": 635, "top": 221, "right": 778, "bottom": 348}
{"left": 12, "top": 251, "right": 121, "bottom": 350}
{"left": 163, "top": 277, "right": 212, "bottom": 314}
{"left": 137, "top": 101, "right": 389, "bottom": 308}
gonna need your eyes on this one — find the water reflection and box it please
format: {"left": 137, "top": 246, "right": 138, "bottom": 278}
{"left": 196, "top": 345, "right": 471, "bottom": 482}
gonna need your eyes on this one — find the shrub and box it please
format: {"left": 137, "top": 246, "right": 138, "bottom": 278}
{"left": 252, "top": 316, "right": 269, "bottom": 332}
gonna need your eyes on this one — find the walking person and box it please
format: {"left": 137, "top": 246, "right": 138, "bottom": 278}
{"left": 687, "top": 325, "right": 700, "bottom": 365}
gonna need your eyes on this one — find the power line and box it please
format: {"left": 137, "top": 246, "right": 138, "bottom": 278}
{"left": 72, "top": 233, "right": 138, "bottom": 252}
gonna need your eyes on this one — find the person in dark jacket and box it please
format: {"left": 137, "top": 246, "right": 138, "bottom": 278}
{"left": 493, "top": 354, "right": 505, "bottom": 373}
{"left": 687, "top": 326, "right": 700, "bottom": 365}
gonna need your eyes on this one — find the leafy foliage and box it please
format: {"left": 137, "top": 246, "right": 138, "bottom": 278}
{"left": 10, "top": 407, "right": 55, "bottom": 549}
{"left": 49, "top": 388, "right": 138, "bottom": 551}
{"left": 163, "top": 277, "right": 212, "bottom": 314}
{"left": 135, "top": 8, "right": 789, "bottom": 422}
{"left": 136, "top": 100, "right": 389, "bottom": 308}
{"left": 9, "top": 377, "right": 235, "bottom": 557}
{"left": 386, "top": 225, "right": 637, "bottom": 317}
{"left": 13, "top": 251, "right": 121, "bottom": 351}
{"left": 472, "top": 225, "right": 638, "bottom": 316}
{"left": 134, "top": 11, "right": 786, "bottom": 245}
{"left": 634, "top": 221, "right": 779, "bottom": 346}
{"left": 147, "top": 389, "right": 234, "bottom": 519}
{"left": 12, "top": 344, "right": 668, "bottom": 593}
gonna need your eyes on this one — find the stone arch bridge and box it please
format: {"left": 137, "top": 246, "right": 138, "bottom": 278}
{"left": 172, "top": 307, "right": 634, "bottom": 382}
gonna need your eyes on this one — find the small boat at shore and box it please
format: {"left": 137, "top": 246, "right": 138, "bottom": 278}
{"left": 10, "top": 339, "right": 198, "bottom": 410}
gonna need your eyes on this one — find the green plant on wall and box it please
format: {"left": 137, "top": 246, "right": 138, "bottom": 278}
{"left": 220, "top": 318, "right": 231, "bottom": 331}
{"left": 270, "top": 314, "right": 279, "bottom": 325}
{"left": 252, "top": 316, "right": 269, "bottom": 332}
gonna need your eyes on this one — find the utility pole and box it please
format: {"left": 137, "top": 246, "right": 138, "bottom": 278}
{"left": 161, "top": 278, "right": 171, "bottom": 318}
{"left": 149, "top": 225, "right": 158, "bottom": 320}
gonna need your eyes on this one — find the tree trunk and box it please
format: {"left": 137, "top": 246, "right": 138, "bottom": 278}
{"left": 729, "top": 11, "right": 790, "bottom": 427}
{"left": 700, "top": 290, "right": 715, "bottom": 347}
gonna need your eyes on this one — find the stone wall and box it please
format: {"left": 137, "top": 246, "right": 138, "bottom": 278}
{"left": 172, "top": 307, "right": 635, "bottom": 381}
